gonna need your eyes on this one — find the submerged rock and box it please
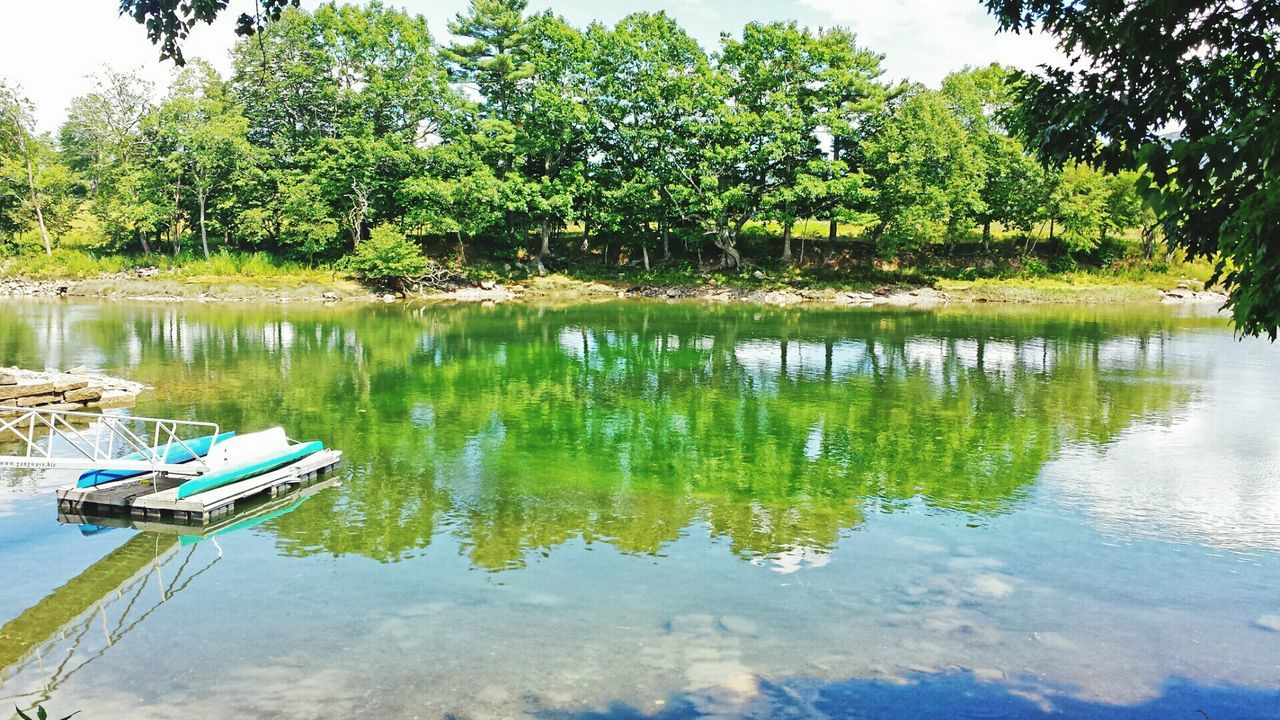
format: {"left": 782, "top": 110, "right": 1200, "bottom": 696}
{"left": 1254, "top": 614, "right": 1280, "bottom": 632}
{"left": 971, "top": 573, "right": 1016, "bottom": 599}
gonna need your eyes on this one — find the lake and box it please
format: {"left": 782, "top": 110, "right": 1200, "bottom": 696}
{"left": 1, "top": 300, "right": 1278, "bottom": 719}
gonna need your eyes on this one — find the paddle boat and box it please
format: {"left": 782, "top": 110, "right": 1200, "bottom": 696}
{"left": 0, "top": 404, "right": 342, "bottom": 524}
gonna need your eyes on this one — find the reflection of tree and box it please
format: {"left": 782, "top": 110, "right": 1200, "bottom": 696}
{"left": 60, "top": 302, "right": 1205, "bottom": 570}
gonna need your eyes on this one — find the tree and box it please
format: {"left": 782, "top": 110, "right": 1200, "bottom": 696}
{"left": 0, "top": 82, "right": 77, "bottom": 255}
{"left": 941, "top": 65, "right": 1046, "bottom": 246}
{"left": 60, "top": 71, "right": 162, "bottom": 253}
{"left": 1052, "top": 162, "right": 1108, "bottom": 254}
{"left": 347, "top": 223, "right": 428, "bottom": 291}
{"left": 588, "top": 12, "right": 714, "bottom": 268}
{"left": 721, "top": 23, "right": 828, "bottom": 264}
{"left": 983, "top": 0, "right": 1280, "bottom": 337}
{"left": 59, "top": 69, "right": 153, "bottom": 201}
{"left": 810, "top": 28, "right": 898, "bottom": 243}
{"left": 516, "top": 12, "right": 595, "bottom": 260}
{"left": 159, "top": 61, "right": 252, "bottom": 258}
{"left": 859, "top": 86, "right": 985, "bottom": 257}
{"left": 441, "top": 0, "right": 534, "bottom": 124}
{"left": 673, "top": 22, "right": 828, "bottom": 269}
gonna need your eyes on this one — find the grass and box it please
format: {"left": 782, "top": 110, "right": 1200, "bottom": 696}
{"left": 1, "top": 213, "right": 1219, "bottom": 304}
{"left": 0, "top": 249, "right": 338, "bottom": 285}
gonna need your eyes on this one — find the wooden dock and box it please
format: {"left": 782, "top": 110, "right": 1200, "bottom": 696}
{"left": 56, "top": 449, "right": 342, "bottom": 524}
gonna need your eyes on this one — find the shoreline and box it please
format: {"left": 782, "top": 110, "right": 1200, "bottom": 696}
{"left": 0, "top": 273, "right": 1228, "bottom": 309}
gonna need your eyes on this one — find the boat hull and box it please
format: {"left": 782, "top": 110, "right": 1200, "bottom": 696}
{"left": 175, "top": 441, "right": 325, "bottom": 500}
{"left": 76, "top": 432, "right": 237, "bottom": 488}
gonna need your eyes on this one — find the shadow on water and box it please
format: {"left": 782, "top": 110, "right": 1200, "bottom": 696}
{"left": 533, "top": 670, "right": 1280, "bottom": 720}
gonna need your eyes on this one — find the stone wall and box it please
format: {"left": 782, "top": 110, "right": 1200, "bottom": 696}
{"left": 0, "top": 367, "right": 146, "bottom": 417}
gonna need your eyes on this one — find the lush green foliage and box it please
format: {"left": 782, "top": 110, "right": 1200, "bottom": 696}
{"left": 983, "top": 0, "right": 1278, "bottom": 337}
{"left": 346, "top": 224, "right": 429, "bottom": 288}
{"left": 3, "top": 2, "right": 1161, "bottom": 288}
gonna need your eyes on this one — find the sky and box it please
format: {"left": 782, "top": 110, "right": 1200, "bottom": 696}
{"left": 0, "top": 0, "right": 1066, "bottom": 132}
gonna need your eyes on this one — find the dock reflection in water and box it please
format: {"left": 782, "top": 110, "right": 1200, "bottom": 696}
{"left": 0, "top": 301, "right": 1277, "bottom": 719}
{"left": 0, "top": 477, "right": 338, "bottom": 714}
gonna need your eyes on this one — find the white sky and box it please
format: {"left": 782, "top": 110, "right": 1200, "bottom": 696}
{"left": 0, "top": 0, "right": 1066, "bottom": 132}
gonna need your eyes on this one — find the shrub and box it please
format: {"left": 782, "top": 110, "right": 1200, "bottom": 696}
{"left": 1022, "top": 257, "right": 1050, "bottom": 277}
{"left": 346, "top": 225, "right": 429, "bottom": 291}
{"left": 1049, "top": 254, "right": 1079, "bottom": 274}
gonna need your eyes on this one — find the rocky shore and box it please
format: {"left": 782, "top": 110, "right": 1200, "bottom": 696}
{"left": 0, "top": 272, "right": 1227, "bottom": 309}
{"left": 0, "top": 367, "right": 146, "bottom": 417}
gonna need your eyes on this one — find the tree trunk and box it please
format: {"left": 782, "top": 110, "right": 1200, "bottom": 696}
{"left": 982, "top": 221, "right": 991, "bottom": 250}
{"left": 139, "top": 228, "right": 150, "bottom": 255}
{"left": 781, "top": 222, "right": 793, "bottom": 263}
{"left": 16, "top": 132, "right": 52, "bottom": 255}
{"left": 1142, "top": 225, "right": 1156, "bottom": 259}
{"left": 828, "top": 218, "right": 838, "bottom": 243}
{"left": 171, "top": 174, "right": 183, "bottom": 258}
{"left": 641, "top": 241, "right": 650, "bottom": 271}
{"left": 456, "top": 231, "right": 467, "bottom": 265}
{"left": 198, "top": 189, "right": 210, "bottom": 259}
{"left": 661, "top": 211, "right": 670, "bottom": 260}
{"left": 539, "top": 219, "right": 552, "bottom": 259}
{"left": 714, "top": 225, "right": 741, "bottom": 269}
{"left": 32, "top": 202, "right": 51, "bottom": 256}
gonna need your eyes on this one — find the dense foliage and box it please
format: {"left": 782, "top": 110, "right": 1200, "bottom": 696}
{"left": 983, "top": 0, "right": 1278, "bottom": 337}
{"left": 2, "top": 1, "right": 1153, "bottom": 279}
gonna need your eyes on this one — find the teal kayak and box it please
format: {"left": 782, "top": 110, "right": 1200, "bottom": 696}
{"left": 76, "top": 432, "right": 237, "bottom": 488}
{"left": 175, "top": 441, "right": 324, "bottom": 500}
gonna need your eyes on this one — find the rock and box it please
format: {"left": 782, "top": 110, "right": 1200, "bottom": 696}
{"left": 0, "top": 382, "right": 54, "bottom": 401}
{"left": 0, "top": 373, "right": 15, "bottom": 386}
{"left": 1033, "top": 631, "right": 1076, "bottom": 650}
{"left": 321, "top": 291, "right": 340, "bottom": 301}
{"left": 64, "top": 387, "right": 102, "bottom": 403}
{"left": 41, "top": 402, "right": 86, "bottom": 412}
{"left": 1255, "top": 614, "right": 1280, "bottom": 632}
{"left": 718, "top": 615, "right": 759, "bottom": 637}
{"left": 15, "top": 394, "right": 61, "bottom": 407}
{"left": 52, "top": 379, "right": 89, "bottom": 393}
{"left": 479, "top": 279, "right": 496, "bottom": 290}
{"left": 382, "top": 293, "right": 396, "bottom": 303}
{"left": 971, "top": 574, "right": 1015, "bottom": 599}
{"left": 475, "top": 685, "right": 511, "bottom": 704}
{"left": 65, "top": 365, "right": 89, "bottom": 375}
{"left": 752, "top": 270, "right": 767, "bottom": 280}
{"left": 665, "top": 288, "right": 678, "bottom": 298}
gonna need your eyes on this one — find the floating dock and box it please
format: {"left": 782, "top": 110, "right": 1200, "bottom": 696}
{"left": 56, "top": 448, "right": 342, "bottom": 524}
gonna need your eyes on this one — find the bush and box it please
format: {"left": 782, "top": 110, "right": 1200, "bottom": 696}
{"left": 1049, "top": 254, "right": 1079, "bottom": 274}
{"left": 1021, "top": 257, "right": 1050, "bottom": 277}
{"left": 346, "top": 225, "right": 429, "bottom": 290}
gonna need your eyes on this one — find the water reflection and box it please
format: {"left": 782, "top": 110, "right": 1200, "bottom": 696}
{"left": 1, "top": 302, "right": 1211, "bottom": 570}
{"left": 0, "top": 478, "right": 336, "bottom": 713}
{"left": 3, "top": 301, "right": 1278, "bottom": 719}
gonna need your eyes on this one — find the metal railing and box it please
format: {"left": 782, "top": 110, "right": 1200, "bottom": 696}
{"left": 0, "top": 406, "right": 219, "bottom": 475}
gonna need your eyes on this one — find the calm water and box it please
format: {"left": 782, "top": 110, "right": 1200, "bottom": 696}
{"left": 1, "top": 300, "right": 1278, "bottom": 719}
